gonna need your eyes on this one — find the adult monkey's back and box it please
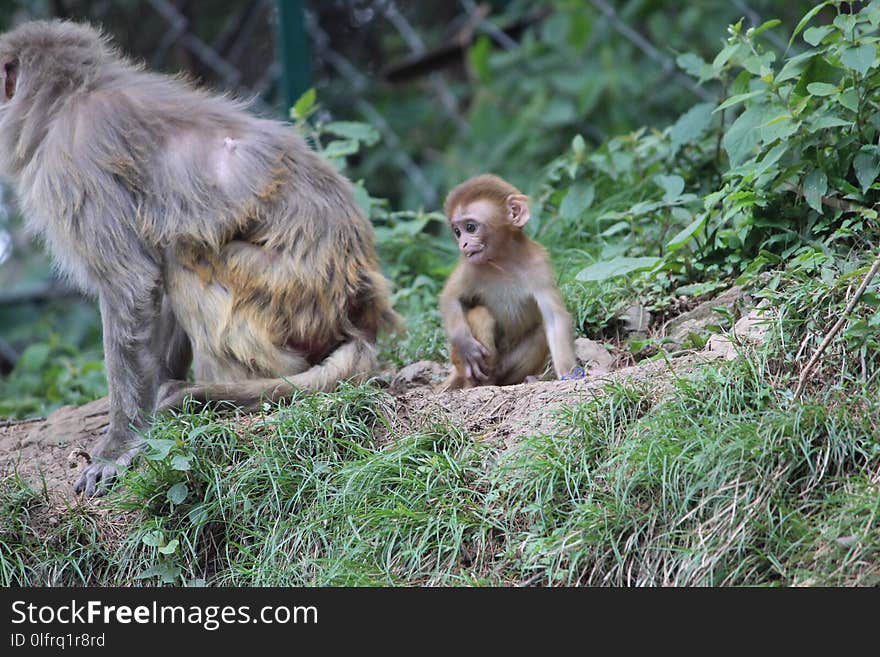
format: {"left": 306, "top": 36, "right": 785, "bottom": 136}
{"left": 0, "top": 20, "right": 400, "bottom": 496}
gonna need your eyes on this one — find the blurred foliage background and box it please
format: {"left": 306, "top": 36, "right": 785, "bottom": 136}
{"left": 0, "top": 0, "right": 850, "bottom": 416}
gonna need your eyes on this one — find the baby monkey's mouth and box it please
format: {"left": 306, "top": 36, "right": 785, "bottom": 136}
{"left": 464, "top": 246, "right": 484, "bottom": 258}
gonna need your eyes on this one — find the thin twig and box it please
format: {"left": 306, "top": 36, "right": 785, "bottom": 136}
{"left": 518, "top": 570, "right": 546, "bottom": 587}
{"left": 793, "top": 251, "right": 880, "bottom": 398}
{"left": 460, "top": 0, "right": 518, "bottom": 50}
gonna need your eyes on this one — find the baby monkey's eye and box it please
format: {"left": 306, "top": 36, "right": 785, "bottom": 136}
{"left": 465, "top": 222, "right": 476, "bottom": 233}
{"left": 453, "top": 228, "right": 461, "bottom": 237}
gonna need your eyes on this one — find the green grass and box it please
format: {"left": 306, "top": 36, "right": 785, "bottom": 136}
{"left": 107, "top": 384, "right": 503, "bottom": 586}
{"left": 0, "top": 473, "right": 115, "bottom": 585}
{"left": 499, "top": 361, "right": 880, "bottom": 585}
{"left": 2, "top": 351, "right": 878, "bottom": 587}
{"left": 5, "top": 2, "right": 880, "bottom": 588}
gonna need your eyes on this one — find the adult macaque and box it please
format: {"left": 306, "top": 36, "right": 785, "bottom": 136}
{"left": 0, "top": 21, "right": 400, "bottom": 495}
{"left": 439, "top": 174, "right": 576, "bottom": 389}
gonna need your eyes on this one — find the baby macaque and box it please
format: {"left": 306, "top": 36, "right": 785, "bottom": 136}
{"left": 439, "top": 174, "right": 576, "bottom": 389}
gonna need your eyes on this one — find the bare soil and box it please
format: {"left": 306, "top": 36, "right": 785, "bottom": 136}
{"left": 389, "top": 353, "right": 716, "bottom": 449}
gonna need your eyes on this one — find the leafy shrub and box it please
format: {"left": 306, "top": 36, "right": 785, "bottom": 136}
{"left": 534, "top": 2, "right": 880, "bottom": 339}
{"left": 0, "top": 338, "right": 105, "bottom": 418}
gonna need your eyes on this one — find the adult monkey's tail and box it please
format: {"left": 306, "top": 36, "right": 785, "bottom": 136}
{"left": 156, "top": 338, "right": 378, "bottom": 412}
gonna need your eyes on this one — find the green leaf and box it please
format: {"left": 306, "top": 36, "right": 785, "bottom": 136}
{"left": 167, "top": 482, "right": 189, "bottom": 505}
{"left": 833, "top": 14, "right": 857, "bottom": 38}
{"left": 540, "top": 98, "right": 577, "bottom": 127}
{"left": 759, "top": 113, "right": 799, "bottom": 143}
{"left": 677, "top": 52, "right": 712, "bottom": 81}
{"left": 804, "top": 169, "right": 828, "bottom": 214}
{"left": 753, "top": 142, "right": 789, "bottom": 179}
{"left": 559, "top": 182, "right": 595, "bottom": 219}
{"left": 322, "top": 140, "right": 359, "bottom": 158}
{"left": 170, "top": 454, "right": 191, "bottom": 471}
{"left": 807, "top": 113, "right": 854, "bottom": 132}
{"left": 142, "top": 531, "right": 164, "bottom": 547}
{"left": 290, "top": 88, "right": 316, "bottom": 121}
{"left": 832, "top": 176, "right": 861, "bottom": 197}
{"left": 144, "top": 439, "right": 176, "bottom": 461}
{"left": 806, "top": 82, "right": 839, "bottom": 96}
{"left": 468, "top": 35, "right": 492, "bottom": 82}
{"left": 654, "top": 174, "right": 685, "bottom": 202}
{"left": 576, "top": 256, "right": 662, "bottom": 282}
{"left": 803, "top": 25, "right": 834, "bottom": 46}
{"left": 324, "top": 121, "right": 380, "bottom": 146}
{"left": 869, "top": 1, "right": 880, "bottom": 27}
{"left": 713, "top": 42, "right": 744, "bottom": 72}
{"left": 794, "top": 56, "right": 841, "bottom": 96}
{"left": 134, "top": 562, "right": 180, "bottom": 585}
{"left": 751, "top": 19, "right": 781, "bottom": 38}
{"left": 186, "top": 425, "right": 214, "bottom": 441}
{"left": 704, "top": 188, "right": 727, "bottom": 210}
{"left": 676, "top": 280, "right": 729, "bottom": 297}
{"left": 571, "top": 134, "right": 587, "bottom": 159}
{"left": 790, "top": 2, "right": 832, "bottom": 47}
{"left": 16, "top": 343, "right": 51, "bottom": 372}
{"left": 600, "top": 221, "right": 629, "bottom": 237}
{"left": 187, "top": 505, "right": 209, "bottom": 526}
{"left": 776, "top": 51, "right": 818, "bottom": 82}
{"left": 854, "top": 146, "right": 880, "bottom": 193}
{"left": 566, "top": 11, "right": 591, "bottom": 48}
{"left": 714, "top": 90, "right": 765, "bottom": 113}
{"left": 730, "top": 18, "right": 744, "bottom": 36}
{"left": 837, "top": 88, "right": 859, "bottom": 112}
{"left": 743, "top": 50, "right": 776, "bottom": 76}
{"left": 540, "top": 11, "right": 569, "bottom": 46}
{"left": 840, "top": 44, "right": 877, "bottom": 76}
{"left": 157, "top": 539, "right": 179, "bottom": 555}
{"left": 669, "top": 102, "right": 715, "bottom": 152}
{"left": 730, "top": 69, "right": 752, "bottom": 96}
{"left": 352, "top": 181, "right": 372, "bottom": 217}
{"left": 627, "top": 200, "right": 666, "bottom": 216}
{"left": 666, "top": 213, "right": 707, "bottom": 252}
{"left": 723, "top": 104, "right": 773, "bottom": 166}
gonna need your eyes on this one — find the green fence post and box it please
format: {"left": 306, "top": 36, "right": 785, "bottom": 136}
{"left": 275, "top": 0, "right": 311, "bottom": 113}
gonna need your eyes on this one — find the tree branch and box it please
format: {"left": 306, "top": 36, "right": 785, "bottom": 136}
{"left": 793, "top": 251, "right": 880, "bottom": 398}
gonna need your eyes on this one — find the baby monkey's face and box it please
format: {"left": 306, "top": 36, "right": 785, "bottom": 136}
{"left": 448, "top": 199, "right": 503, "bottom": 266}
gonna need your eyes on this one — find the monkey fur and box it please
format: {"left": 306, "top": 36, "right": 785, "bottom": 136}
{"left": 0, "top": 21, "right": 400, "bottom": 495}
{"left": 439, "top": 174, "right": 576, "bottom": 390}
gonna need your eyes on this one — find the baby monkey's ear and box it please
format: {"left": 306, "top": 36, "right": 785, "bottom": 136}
{"left": 506, "top": 194, "right": 530, "bottom": 228}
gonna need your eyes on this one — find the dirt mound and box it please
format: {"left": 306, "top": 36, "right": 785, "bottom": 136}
{"left": 0, "top": 397, "right": 108, "bottom": 501}
{"left": 390, "top": 353, "right": 714, "bottom": 448}
{"left": 0, "top": 353, "right": 719, "bottom": 500}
